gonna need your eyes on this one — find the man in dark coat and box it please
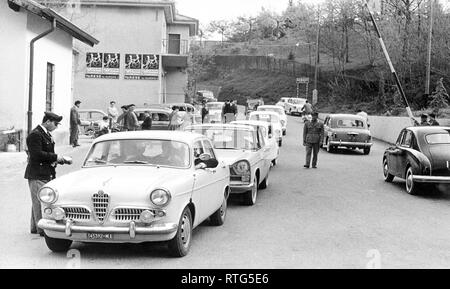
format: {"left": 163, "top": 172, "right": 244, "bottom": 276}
{"left": 70, "top": 100, "right": 81, "bottom": 147}
{"left": 303, "top": 112, "right": 324, "bottom": 169}
{"left": 429, "top": 113, "right": 440, "bottom": 126}
{"left": 141, "top": 111, "right": 153, "bottom": 130}
{"left": 126, "top": 104, "right": 140, "bottom": 131}
{"left": 117, "top": 105, "right": 129, "bottom": 131}
{"left": 25, "top": 112, "right": 67, "bottom": 236}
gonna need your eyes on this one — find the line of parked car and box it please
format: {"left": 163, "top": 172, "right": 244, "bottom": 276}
{"left": 37, "top": 102, "right": 289, "bottom": 257}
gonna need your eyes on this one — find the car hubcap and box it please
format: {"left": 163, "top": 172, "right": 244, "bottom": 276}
{"left": 180, "top": 213, "right": 191, "bottom": 248}
{"left": 383, "top": 161, "right": 388, "bottom": 178}
{"left": 406, "top": 169, "right": 413, "bottom": 192}
{"left": 220, "top": 198, "right": 227, "bottom": 219}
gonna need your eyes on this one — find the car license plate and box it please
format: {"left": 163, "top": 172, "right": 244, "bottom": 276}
{"left": 87, "top": 233, "right": 113, "bottom": 240}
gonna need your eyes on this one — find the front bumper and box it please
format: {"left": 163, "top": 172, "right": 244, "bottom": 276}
{"left": 412, "top": 175, "right": 450, "bottom": 184}
{"left": 230, "top": 182, "right": 255, "bottom": 193}
{"left": 329, "top": 141, "right": 373, "bottom": 148}
{"left": 38, "top": 219, "right": 178, "bottom": 243}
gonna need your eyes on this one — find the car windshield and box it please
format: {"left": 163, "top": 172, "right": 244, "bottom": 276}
{"left": 207, "top": 103, "right": 223, "bottom": 110}
{"left": 84, "top": 139, "right": 190, "bottom": 168}
{"left": 188, "top": 127, "right": 256, "bottom": 150}
{"left": 250, "top": 113, "right": 280, "bottom": 124}
{"left": 426, "top": 132, "right": 450, "bottom": 144}
{"left": 290, "top": 99, "right": 305, "bottom": 105}
{"left": 259, "top": 107, "right": 284, "bottom": 115}
{"left": 333, "top": 118, "right": 366, "bottom": 129}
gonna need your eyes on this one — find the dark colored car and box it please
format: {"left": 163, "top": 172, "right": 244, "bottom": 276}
{"left": 383, "top": 126, "right": 450, "bottom": 195}
{"left": 134, "top": 108, "right": 171, "bottom": 130}
{"left": 322, "top": 114, "right": 373, "bottom": 155}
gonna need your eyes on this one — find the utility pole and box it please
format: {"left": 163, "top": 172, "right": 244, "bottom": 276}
{"left": 425, "top": 0, "right": 434, "bottom": 95}
{"left": 313, "top": 8, "right": 320, "bottom": 93}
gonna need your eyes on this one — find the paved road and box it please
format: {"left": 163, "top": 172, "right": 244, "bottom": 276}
{"left": 1, "top": 116, "right": 450, "bottom": 269}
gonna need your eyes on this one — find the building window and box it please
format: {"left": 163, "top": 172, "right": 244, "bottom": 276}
{"left": 168, "top": 34, "right": 181, "bottom": 54}
{"left": 46, "top": 62, "right": 55, "bottom": 112}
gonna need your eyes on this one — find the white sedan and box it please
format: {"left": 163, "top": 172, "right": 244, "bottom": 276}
{"left": 248, "top": 111, "right": 283, "bottom": 147}
{"left": 185, "top": 124, "right": 271, "bottom": 206}
{"left": 257, "top": 105, "right": 288, "bottom": 136}
{"left": 231, "top": 120, "right": 280, "bottom": 166}
{"left": 38, "top": 131, "right": 230, "bottom": 257}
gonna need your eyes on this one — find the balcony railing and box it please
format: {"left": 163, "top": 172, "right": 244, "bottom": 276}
{"left": 162, "top": 39, "right": 189, "bottom": 55}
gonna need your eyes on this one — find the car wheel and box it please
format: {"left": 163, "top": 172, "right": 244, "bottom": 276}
{"left": 259, "top": 173, "right": 269, "bottom": 189}
{"left": 243, "top": 175, "right": 258, "bottom": 206}
{"left": 168, "top": 207, "right": 192, "bottom": 257}
{"left": 271, "top": 159, "right": 277, "bottom": 167}
{"left": 383, "top": 158, "right": 394, "bottom": 182}
{"left": 363, "top": 148, "right": 371, "bottom": 155}
{"left": 278, "top": 139, "right": 282, "bottom": 147}
{"left": 44, "top": 234, "right": 72, "bottom": 252}
{"left": 283, "top": 130, "right": 287, "bottom": 136}
{"left": 326, "top": 138, "right": 335, "bottom": 153}
{"left": 209, "top": 192, "right": 227, "bottom": 226}
{"left": 405, "top": 166, "right": 421, "bottom": 195}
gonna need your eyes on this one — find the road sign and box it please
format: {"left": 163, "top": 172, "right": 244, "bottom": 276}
{"left": 296, "top": 77, "right": 309, "bottom": 83}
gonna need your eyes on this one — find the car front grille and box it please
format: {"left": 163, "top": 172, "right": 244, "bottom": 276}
{"left": 114, "top": 208, "right": 145, "bottom": 221}
{"left": 92, "top": 192, "right": 109, "bottom": 223}
{"left": 63, "top": 207, "right": 91, "bottom": 221}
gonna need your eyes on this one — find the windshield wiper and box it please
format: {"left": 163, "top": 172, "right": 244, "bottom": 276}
{"left": 124, "top": 160, "right": 149, "bottom": 164}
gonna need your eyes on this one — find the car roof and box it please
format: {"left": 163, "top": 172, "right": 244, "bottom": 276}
{"left": 250, "top": 111, "right": 280, "bottom": 116}
{"left": 231, "top": 120, "right": 270, "bottom": 128}
{"left": 94, "top": 131, "right": 205, "bottom": 143}
{"left": 406, "top": 126, "right": 450, "bottom": 134}
{"left": 206, "top": 102, "right": 224, "bottom": 105}
{"left": 78, "top": 109, "right": 107, "bottom": 114}
{"left": 134, "top": 107, "right": 171, "bottom": 113}
{"left": 328, "top": 114, "right": 366, "bottom": 120}
{"left": 258, "top": 105, "right": 283, "bottom": 109}
{"left": 186, "top": 123, "right": 256, "bottom": 131}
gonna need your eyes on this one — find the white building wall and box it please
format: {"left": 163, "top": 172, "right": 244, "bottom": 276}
{"left": 26, "top": 13, "right": 74, "bottom": 145}
{"left": 0, "top": 1, "right": 28, "bottom": 132}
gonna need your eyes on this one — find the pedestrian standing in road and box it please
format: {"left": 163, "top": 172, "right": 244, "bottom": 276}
{"left": 429, "top": 113, "right": 440, "bottom": 126}
{"left": 141, "top": 111, "right": 153, "bottom": 130}
{"left": 356, "top": 109, "right": 369, "bottom": 127}
{"left": 303, "top": 112, "right": 324, "bottom": 169}
{"left": 201, "top": 102, "right": 209, "bottom": 123}
{"left": 25, "top": 112, "right": 69, "bottom": 236}
{"left": 70, "top": 100, "right": 81, "bottom": 147}
{"left": 107, "top": 101, "right": 119, "bottom": 127}
{"left": 117, "top": 105, "right": 129, "bottom": 131}
{"left": 413, "top": 114, "right": 430, "bottom": 126}
{"left": 126, "top": 104, "right": 140, "bottom": 131}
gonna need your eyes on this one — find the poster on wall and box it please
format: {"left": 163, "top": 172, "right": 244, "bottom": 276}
{"left": 85, "top": 52, "right": 103, "bottom": 78}
{"left": 141, "top": 54, "right": 159, "bottom": 80}
{"left": 124, "top": 53, "right": 159, "bottom": 80}
{"left": 124, "top": 54, "right": 143, "bottom": 80}
{"left": 102, "top": 53, "right": 120, "bottom": 79}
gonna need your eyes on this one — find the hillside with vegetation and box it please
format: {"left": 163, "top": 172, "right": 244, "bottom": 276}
{"left": 187, "top": 0, "right": 450, "bottom": 117}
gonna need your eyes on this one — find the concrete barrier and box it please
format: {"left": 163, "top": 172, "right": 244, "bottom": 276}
{"left": 319, "top": 113, "right": 450, "bottom": 144}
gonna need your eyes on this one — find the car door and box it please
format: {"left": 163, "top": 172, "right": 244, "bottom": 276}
{"left": 203, "top": 139, "right": 228, "bottom": 207}
{"left": 396, "top": 129, "right": 414, "bottom": 177}
{"left": 257, "top": 127, "right": 272, "bottom": 171}
{"left": 191, "top": 139, "right": 221, "bottom": 223}
{"left": 323, "top": 116, "right": 331, "bottom": 146}
{"left": 388, "top": 130, "right": 407, "bottom": 177}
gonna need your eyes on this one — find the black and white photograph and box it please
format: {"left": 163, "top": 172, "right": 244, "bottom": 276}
{"left": 2, "top": 0, "right": 450, "bottom": 278}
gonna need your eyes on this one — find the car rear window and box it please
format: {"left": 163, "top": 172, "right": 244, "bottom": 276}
{"left": 426, "top": 133, "right": 450, "bottom": 144}
{"left": 332, "top": 118, "right": 366, "bottom": 129}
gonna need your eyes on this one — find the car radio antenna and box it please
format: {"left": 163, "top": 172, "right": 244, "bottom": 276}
{"left": 364, "top": 0, "right": 415, "bottom": 125}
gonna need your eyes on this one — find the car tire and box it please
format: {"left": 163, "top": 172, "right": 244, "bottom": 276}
{"left": 243, "top": 175, "right": 258, "bottom": 206}
{"left": 405, "top": 166, "right": 421, "bottom": 195}
{"left": 283, "top": 130, "right": 287, "bottom": 136}
{"left": 271, "top": 159, "right": 277, "bottom": 167}
{"left": 383, "top": 158, "right": 394, "bottom": 182}
{"left": 278, "top": 139, "right": 282, "bottom": 147}
{"left": 363, "top": 148, "right": 371, "bottom": 155}
{"left": 44, "top": 234, "right": 72, "bottom": 252}
{"left": 259, "top": 173, "right": 269, "bottom": 189}
{"left": 209, "top": 193, "right": 227, "bottom": 226}
{"left": 168, "top": 207, "right": 192, "bottom": 257}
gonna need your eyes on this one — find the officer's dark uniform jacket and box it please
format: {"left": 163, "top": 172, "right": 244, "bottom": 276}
{"left": 24, "top": 126, "right": 58, "bottom": 180}
{"left": 303, "top": 120, "right": 324, "bottom": 144}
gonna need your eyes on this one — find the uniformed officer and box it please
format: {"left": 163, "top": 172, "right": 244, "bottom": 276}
{"left": 25, "top": 112, "right": 70, "bottom": 236}
{"left": 303, "top": 112, "right": 324, "bottom": 169}
{"left": 429, "top": 113, "right": 440, "bottom": 126}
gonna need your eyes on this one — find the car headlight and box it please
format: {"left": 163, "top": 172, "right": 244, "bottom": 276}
{"left": 39, "top": 187, "right": 57, "bottom": 204}
{"left": 232, "top": 160, "right": 250, "bottom": 175}
{"left": 150, "top": 189, "right": 171, "bottom": 207}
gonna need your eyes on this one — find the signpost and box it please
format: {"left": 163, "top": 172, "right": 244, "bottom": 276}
{"left": 296, "top": 77, "right": 309, "bottom": 99}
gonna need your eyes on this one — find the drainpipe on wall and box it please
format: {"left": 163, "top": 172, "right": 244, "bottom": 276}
{"left": 27, "top": 18, "right": 56, "bottom": 136}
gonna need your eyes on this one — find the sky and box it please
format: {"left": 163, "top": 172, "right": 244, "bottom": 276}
{"left": 175, "top": 0, "right": 323, "bottom": 25}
